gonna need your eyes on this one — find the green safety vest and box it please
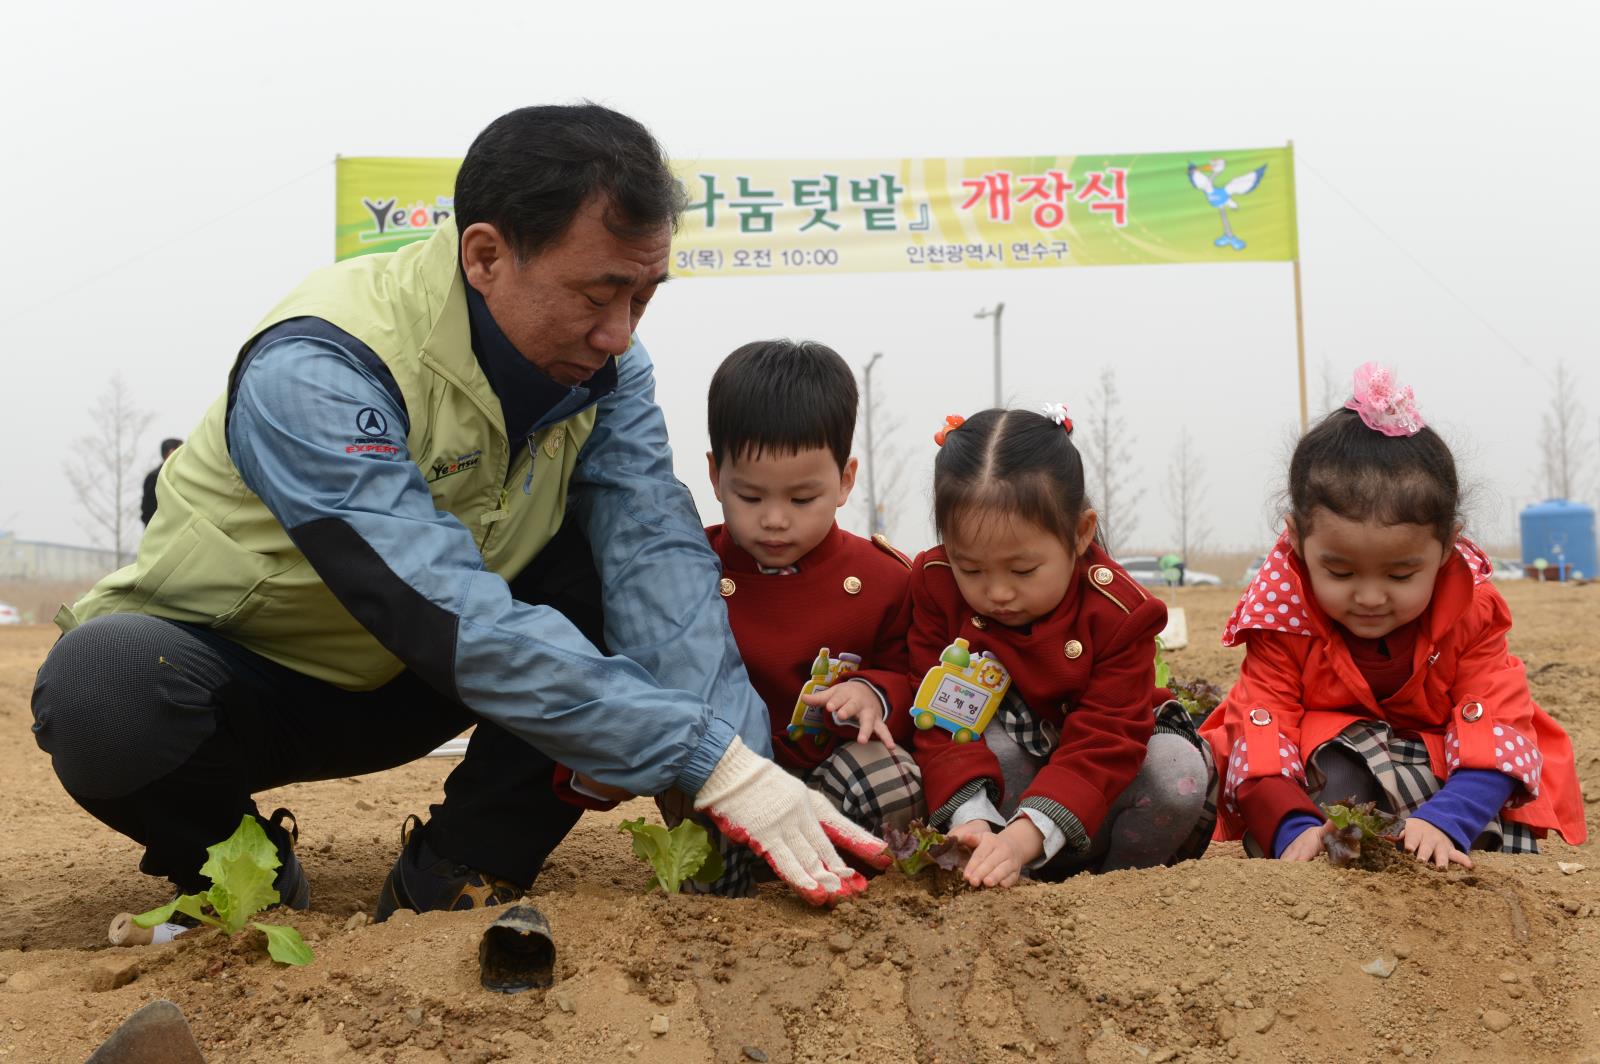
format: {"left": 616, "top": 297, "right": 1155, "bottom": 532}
{"left": 60, "top": 222, "right": 597, "bottom": 690}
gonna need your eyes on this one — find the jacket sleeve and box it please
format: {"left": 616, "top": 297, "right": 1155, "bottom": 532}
{"left": 1015, "top": 596, "right": 1165, "bottom": 847}
{"left": 228, "top": 335, "right": 740, "bottom": 799}
{"left": 1218, "top": 632, "right": 1321, "bottom": 846}
{"left": 566, "top": 340, "right": 773, "bottom": 775}
{"left": 1441, "top": 586, "right": 1545, "bottom": 804}
{"left": 904, "top": 563, "right": 1004, "bottom": 828}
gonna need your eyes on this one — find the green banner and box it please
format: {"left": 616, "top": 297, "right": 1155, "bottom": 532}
{"left": 336, "top": 147, "right": 1297, "bottom": 274}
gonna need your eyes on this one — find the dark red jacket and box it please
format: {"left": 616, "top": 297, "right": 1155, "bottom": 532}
{"left": 1200, "top": 533, "right": 1587, "bottom": 848}
{"left": 709, "top": 522, "right": 915, "bottom": 772}
{"left": 906, "top": 543, "right": 1167, "bottom": 838}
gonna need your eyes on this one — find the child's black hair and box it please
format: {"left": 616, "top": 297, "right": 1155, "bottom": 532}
{"left": 1288, "top": 407, "right": 1460, "bottom": 543}
{"left": 933, "top": 408, "right": 1095, "bottom": 551}
{"left": 707, "top": 340, "right": 857, "bottom": 471}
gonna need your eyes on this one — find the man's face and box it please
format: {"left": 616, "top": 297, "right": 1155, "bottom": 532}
{"left": 709, "top": 447, "right": 856, "bottom": 570}
{"left": 461, "top": 196, "right": 671, "bottom": 387}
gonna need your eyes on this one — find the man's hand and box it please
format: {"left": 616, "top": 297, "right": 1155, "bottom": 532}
{"left": 800, "top": 681, "right": 893, "bottom": 746}
{"left": 1279, "top": 822, "right": 1332, "bottom": 862}
{"left": 960, "top": 819, "right": 1044, "bottom": 889}
{"left": 1402, "top": 817, "right": 1474, "bottom": 870}
{"left": 693, "top": 737, "right": 886, "bottom": 905}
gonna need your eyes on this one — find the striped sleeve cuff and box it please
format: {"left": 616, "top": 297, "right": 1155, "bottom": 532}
{"left": 929, "top": 778, "right": 1001, "bottom": 831}
{"left": 1016, "top": 795, "right": 1091, "bottom": 857}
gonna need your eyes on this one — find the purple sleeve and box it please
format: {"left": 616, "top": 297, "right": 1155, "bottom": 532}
{"left": 1272, "top": 812, "right": 1325, "bottom": 858}
{"left": 1410, "top": 769, "right": 1517, "bottom": 852}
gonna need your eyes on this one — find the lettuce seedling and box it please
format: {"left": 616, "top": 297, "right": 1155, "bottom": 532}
{"left": 881, "top": 820, "right": 966, "bottom": 877}
{"left": 1154, "top": 639, "right": 1224, "bottom": 718}
{"left": 617, "top": 818, "right": 725, "bottom": 895}
{"left": 133, "top": 815, "right": 313, "bottom": 966}
{"left": 1321, "top": 800, "right": 1402, "bottom": 868}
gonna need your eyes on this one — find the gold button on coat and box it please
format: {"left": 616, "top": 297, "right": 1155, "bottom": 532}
{"left": 1461, "top": 701, "right": 1483, "bottom": 722}
{"left": 1092, "top": 566, "right": 1114, "bottom": 586}
{"left": 971, "top": 616, "right": 988, "bottom": 630}
{"left": 719, "top": 577, "right": 735, "bottom": 598}
{"left": 1249, "top": 708, "right": 1273, "bottom": 726}
{"left": 843, "top": 576, "right": 862, "bottom": 595}
{"left": 1063, "top": 639, "right": 1083, "bottom": 659}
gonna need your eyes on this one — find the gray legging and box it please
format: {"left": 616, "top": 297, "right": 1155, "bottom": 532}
{"left": 987, "top": 726, "right": 1209, "bottom": 877}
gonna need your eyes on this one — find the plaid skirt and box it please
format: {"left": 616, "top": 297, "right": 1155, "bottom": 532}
{"left": 1243, "top": 719, "right": 1539, "bottom": 857}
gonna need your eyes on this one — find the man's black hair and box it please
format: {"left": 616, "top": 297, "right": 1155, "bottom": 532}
{"left": 454, "top": 103, "right": 685, "bottom": 259}
{"left": 159, "top": 438, "right": 182, "bottom": 458}
{"left": 707, "top": 340, "right": 857, "bottom": 471}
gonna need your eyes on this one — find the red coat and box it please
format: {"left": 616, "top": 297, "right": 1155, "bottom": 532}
{"left": 1200, "top": 533, "right": 1586, "bottom": 846}
{"left": 709, "top": 523, "right": 915, "bottom": 773}
{"left": 907, "top": 543, "right": 1168, "bottom": 838}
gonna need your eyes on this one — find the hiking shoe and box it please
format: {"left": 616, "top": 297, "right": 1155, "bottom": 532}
{"left": 263, "top": 807, "right": 311, "bottom": 911}
{"left": 374, "top": 814, "right": 524, "bottom": 922}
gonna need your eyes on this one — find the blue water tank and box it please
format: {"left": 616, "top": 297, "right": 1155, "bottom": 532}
{"left": 1520, "top": 499, "right": 1597, "bottom": 580}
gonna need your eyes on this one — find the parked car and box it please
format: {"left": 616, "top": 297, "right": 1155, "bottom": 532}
{"left": 1240, "top": 555, "right": 1268, "bottom": 585}
{"left": 1490, "top": 557, "right": 1525, "bottom": 581}
{"left": 0, "top": 601, "right": 20, "bottom": 625}
{"left": 1117, "top": 555, "right": 1222, "bottom": 588}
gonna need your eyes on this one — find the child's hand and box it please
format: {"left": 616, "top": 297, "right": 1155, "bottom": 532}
{"left": 962, "top": 820, "right": 1044, "bottom": 889}
{"left": 800, "top": 681, "right": 894, "bottom": 747}
{"left": 1401, "top": 817, "right": 1474, "bottom": 870}
{"left": 1279, "top": 822, "right": 1332, "bottom": 862}
{"left": 946, "top": 819, "right": 993, "bottom": 851}
{"left": 572, "top": 772, "right": 635, "bottom": 803}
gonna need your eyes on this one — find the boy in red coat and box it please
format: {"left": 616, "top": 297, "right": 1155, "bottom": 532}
{"left": 564, "top": 340, "right": 923, "bottom": 895}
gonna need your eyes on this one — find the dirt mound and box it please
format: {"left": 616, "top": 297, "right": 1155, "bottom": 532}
{"left": 3, "top": 583, "right": 1597, "bottom": 1063}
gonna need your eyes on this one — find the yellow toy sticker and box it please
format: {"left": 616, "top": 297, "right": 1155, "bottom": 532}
{"left": 910, "top": 637, "right": 1012, "bottom": 743}
{"left": 789, "top": 647, "right": 863, "bottom": 744}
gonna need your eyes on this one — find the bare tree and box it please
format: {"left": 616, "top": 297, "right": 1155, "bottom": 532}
{"left": 1538, "top": 362, "right": 1589, "bottom": 500}
{"left": 64, "top": 374, "right": 154, "bottom": 565}
{"left": 1166, "top": 428, "right": 1211, "bottom": 560}
{"left": 1318, "top": 356, "right": 1342, "bottom": 418}
{"left": 854, "top": 355, "right": 910, "bottom": 544}
{"left": 1079, "top": 366, "right": 1144, "bottom": 556}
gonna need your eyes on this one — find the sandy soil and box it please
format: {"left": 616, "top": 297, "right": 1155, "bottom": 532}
{"left": 2, "top": 582, "right": 1598, "bottom": 1064}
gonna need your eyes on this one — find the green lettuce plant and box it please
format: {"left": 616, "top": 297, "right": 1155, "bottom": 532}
{"left": 133, "top": 815, "right": 313, "bottom": 966}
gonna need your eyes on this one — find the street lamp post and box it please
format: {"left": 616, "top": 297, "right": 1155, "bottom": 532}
{"left": 974, "top": 302, "right": 1005, "bottom": 407}
{"left": 862, "top": 352, "right": 883, "bottom": 537}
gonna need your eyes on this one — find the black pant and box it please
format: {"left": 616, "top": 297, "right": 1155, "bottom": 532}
{"left": 30, "top": 524, "right": 602, "bottom": 893}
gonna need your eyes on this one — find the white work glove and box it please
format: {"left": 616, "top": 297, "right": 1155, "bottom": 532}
{"left": 694, "top": 737, "right": 890, "bottom": 905}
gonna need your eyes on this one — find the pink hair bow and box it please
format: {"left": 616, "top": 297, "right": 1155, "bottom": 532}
{"left": 1344, "top": 362, "right": 1425, "bottom": 437}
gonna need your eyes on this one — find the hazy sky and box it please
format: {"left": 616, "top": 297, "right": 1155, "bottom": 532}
{"left": 3, "top": 0, "right": 1596, "bottom": 560}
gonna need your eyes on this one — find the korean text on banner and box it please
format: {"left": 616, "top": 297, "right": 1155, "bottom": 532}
{"left": 335, "top": 149, "right": 1297, "bottom": 275}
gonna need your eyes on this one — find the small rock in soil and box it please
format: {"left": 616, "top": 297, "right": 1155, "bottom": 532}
{"left": 1498, "top": 971, "right": 1519, "bottom": 984}
{"left": 649, "top": 1014, "right": 669, "bottom": 1036}
{"left": 345, "top": 912, "right": 369, "bottom": 931}
{"left": 1556, "top": 861, "right": 1585, "bottom": 875}
{"left": 827, "top": 932, "right": 854, "bottom": 954}
{"left": 742, "top": 1048, "right": 769, "bottom": 1062}
{"left": 404, "top": 1008, "right": 423, "bottom": 1026}
{"left": 5, "top": 969, "right": 51, "bottom": 994}
{"left": 87, "top": 956, "right": 141, "bottom": 992}
{"left": 1481, "top": 1010, "right": 1513, "bottom": 1033}
{"left": 355, "top": 799, "right": 376, "bottom": 811}
{"left": 1361, "top": 956, "right": 1398, "bottom": 978}
{"left": 552, "top": 990, "right": 575, "bottom": 1014}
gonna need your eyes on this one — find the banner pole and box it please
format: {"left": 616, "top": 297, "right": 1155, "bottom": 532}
{"left": 1289, "top": 140, "right": 1308, "bottom": 433}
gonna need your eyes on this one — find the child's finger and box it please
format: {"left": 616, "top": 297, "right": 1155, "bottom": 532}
{"left": 856, "top": 715, "right": 874, "bottom": 745}
{"left": 1450, "top": 848, "right": 1474, "bottom": 869}
{"left": 871, "top": 720, "right": 896, "bottom": 749}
